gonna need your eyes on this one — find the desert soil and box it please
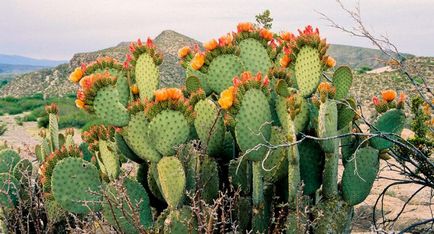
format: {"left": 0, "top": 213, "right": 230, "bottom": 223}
{"left": 0, "top": 114, "right": 433, "bottom": 233}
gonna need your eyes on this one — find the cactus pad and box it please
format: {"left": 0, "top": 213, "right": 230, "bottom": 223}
{"left": 342, "top": 146, "right": 379, "bottom": 205}
{"left": 185, "top": 76, "right": 202, "bottom": 93}
{"left": 299, "top": 139, "right": 324, "bottom": 195}
{"left": 228, "top": 158, "right": 250, "bottom": 195}
{"left": 263, "top": 127, "right": 288, "bottom": 184}
{"left": 332, "top": 66, "right": 353, "bottom": 100}
{"left": 13, "top": 159, "right": 33, "bottom": 185}
{"left": 207, "top": 54, "right": 244, "bottom": 93}
{"left": 369, "top": 109, "right": 405, "bottom": 150}
{"left": 318, "top": 100, "right": 338, "bottom": 153}
{"left": 135, "top": 53, "right": 160, "bottom": 100}
{"left": 198, "top": 157, "right": 219, "bottom": 203}
{"left": 0, "top": 173, "right": 20, "bottom": 208}
{"left": 102, "top": 177, "right": 152, "bottom": 233}
{"left": 235, "top": 89, "right": 272, "bottom": 161}
{"left": 148, "top": 110, "right": 190, "bottom": 156}
{"left": 97, "top": 140, "right": 120, "bottom": 181}
{"left": 194, "top": 99, "right": 225, "bottom": 156}
{"left": 186, "top": 68, "right": 211, "bottom": 94}
{"left": 294, "top": 46, "right": 321, "bottom": 97}
{"left": 164, "top": 206, "right": 198, "bottom": 234}
{"left": 337, "top": 98, "right": 356, "bottom": 130}
{"left": 157, "top": 156, "right": 186, "bottom": 208}
{"left": 123, "top": 113, "right": 161, "bottom": 162}
{"left": 0, "top": 149, "right": 20, "bottom": 173}
{"left": 51, "top": 157, "right": 102, "bottom": 214}
{"left": 93, "top": 85, "right": 130, "bottom": 126}
{"left": 239, "top": 38, "right": 272, "bottom": 75}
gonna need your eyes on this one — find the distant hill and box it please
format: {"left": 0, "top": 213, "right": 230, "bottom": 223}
{"left": 0, "top": 30, "right": 421, "bottom": 98}
{"left": 328, "top": 44, "right": 413, "bottom": 69}
{"left": 0, "top": 63, "right": 48, "bottom": 75}
{"left": 0, "top": 54, "right": 66, "bottom": 67}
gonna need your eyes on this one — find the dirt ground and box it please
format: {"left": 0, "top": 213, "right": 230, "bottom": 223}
{"left": 1, "top": 114, "right": 433, "bottom": 233}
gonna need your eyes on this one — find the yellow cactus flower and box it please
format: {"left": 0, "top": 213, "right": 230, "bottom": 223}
{"left": 191, "top": 53, "right": 205, "bottom": 70}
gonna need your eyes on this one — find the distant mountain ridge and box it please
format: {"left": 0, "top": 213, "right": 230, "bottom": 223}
{"left": 0, "top": 30, "right": 419, "bottom": 98}
{"left": 0, "top": 54, "right": 66, "bottom": 67}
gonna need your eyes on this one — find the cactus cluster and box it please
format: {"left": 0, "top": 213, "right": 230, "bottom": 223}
{"left": 0, "top": 22, "right": 408, "bottom": 233}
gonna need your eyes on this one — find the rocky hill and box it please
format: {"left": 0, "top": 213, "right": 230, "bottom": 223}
{"left": 0, "top": 30, "right": 424, "bottom": 98}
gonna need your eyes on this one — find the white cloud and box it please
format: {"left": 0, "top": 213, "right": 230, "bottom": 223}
{"left": 0, "top": 0, "right": 433, "bottom": 59}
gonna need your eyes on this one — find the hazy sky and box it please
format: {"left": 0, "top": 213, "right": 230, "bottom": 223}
{"left": 1, "top": 0, "right": 433, "bottom": 60}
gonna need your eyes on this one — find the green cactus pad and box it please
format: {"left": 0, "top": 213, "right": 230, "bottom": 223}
{"left": 79, "top": 142, "right": 93, "bottom": 162}
{"left": 299, "top": 139, "right": 325, "bottom": 195}
{"left": 207, "top": 54, "right": 244, "bottom": 93}
{"left": 148, "top": 110, "right": 190, "bottom": 156}
{"left": 185, "top": 76, "right": 202, "bottom": 93}
{"left": 318, "top": 99, "right": 338, "bottom": 153}
{"left": 164, "top": 206, "right": 198, "bottom": 234}
{"left": 135, "top": 53, "right": 160, "bottom": 100}
{"left": 102, "top": 177, "right": 152, "bottom": 233}
{"left": 198, "top": 157, "right": 219, "bottom": 203}
{"left": 93, "top": 85, "right": 130, "bottom": 126}
{"left": 51, "top": 157, "right": 102, "bottom": 214}
{"left": 13, "top": 159, "right": 33, "bottom": 185}
{"left": 294, "top": 46, "right": 321, "bottom": 97}
{"left": 157, "top": 156, "right": 186, "bottom": 208}
{"left": 228, "top": 158, "right": 250, "bottom": 195}
{"left": 0, "top": 173, "right": 20, "bottom": 208}
{"left": 263, "top": 127, "right": 288, "bottom": 184}
{"left": 337, "top": 98, "right": 356, "bottom": 130}
{"left": 194, "top": 99, "right": 225, "bottom": 156}
{"left": 235, "top": 89, "right": 272, "bottom": 161}
{"left": 369, "top": 109, "right": 405, "bottom": 150}
{"left": 186, "top": 68, "right": 211, "bottom": 94}
{"left": 275, "top": 79, "right": 290, "bottom": 97}
{"left": 98, "top": 140, "right": 120, "bottom": 181}
{"left": 0, "top": 149, "right": 20, "bottom": 173}
{"left": 313, "top": 199, "right": 352, "bottom": 233}
{"left": 96, "top": 68, "right": 130, "bottom": 105}
{"left": 114, "top": 133, "right": 144, "bottom": 164}
{"left": 275, "top": 96, "right": 309, "bottom": 133}
{"left": 146, "top": 165, "right": 165, "bottom": 201}
{"left": 45, "top": 198, "right": 66, "bottom": 224}
{"left": 332, "top": 66, "right": 353, "bottom": 100}
{"left": 35, "top": 144, "right": 45, "bottom": 163}
{"left": 49, "top": 113, "right": 59, "bottom": 150}
{"left": 234, "top": 196, "right": 252, "bottom": 232}
{"left": 239, "top": 38, "right": 272, "bottom": 75}
{"left": 342, "top": 146, "right": 379, "bottom": 205}
{"left": 123, "top": 113, "right": 161, "bottom": 162}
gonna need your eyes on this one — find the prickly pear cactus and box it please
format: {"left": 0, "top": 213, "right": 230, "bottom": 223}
{"left": 0, "top": 173, "right": 20, "bottom": 208}
{"left": 0, "top": 149, "right": 20, "bottom": 173}
{"left": 157, "top": 156, "right": 186, "bottom": 209}
{"left": 102, "top": 177, "right": 153, "bottom": 233}
{"left": 51, "top": 157, "right": 102, "bottom": 214}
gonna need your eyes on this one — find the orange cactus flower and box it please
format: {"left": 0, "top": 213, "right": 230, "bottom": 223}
{"left": 77, "top": 89, "right": 85, "bottom": 101}
{"left": 178, "top": 46, "right": 191, "bottom": 58}
{"left": 218, "top": 33, "right": 234, "bottom": 47}
{"left": 280, "top": 54, "right": 291, "bottom": 68}
{"left": 325, "top": 56, "right": 336, "bottom": 68}
{"left": 191, "top": 53, "right": 205, "bottom": 70}
{"left": 166, "top": 88, "right": 183, "bottom": 100}
{"left": 79, "top": 75, "right": 93, "bottom": 90}
{"left": 237, "top": 22, "right": 254, "bottom": 33}
{"left": 218, "top": 86, "right": 235, "bottom": 110}
{"left": 280, "top": 31, "right": 295, "bottom": 41}
{"left": 203, "top": 39, "right": 218, "bottom": 51}
{"left": 240, "top": 71, "right": 251, "bottom": 82}
{"left": 75, "top": 99, "right": 85, "bottom": 109}
{"left": 259, "top": 28, "right": 273, "bottom": 41}
{"left": 381, "top": 89, "right": 397, "bottom": 102}
{"left": 69, "top": 67, "right": 83, "bottom": 83}
{"left": 154, "top": 89, "right": 169, "bottom": 102}
{"left": 318, "top": 82, "right": 332, "bottom": 93}
{"left": 131, "top": 84, "right": 139, "bottom": 95}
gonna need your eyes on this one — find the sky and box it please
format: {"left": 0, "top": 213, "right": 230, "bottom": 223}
{"left": 0, "top": 0, "right": 433, "bottom": 60}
